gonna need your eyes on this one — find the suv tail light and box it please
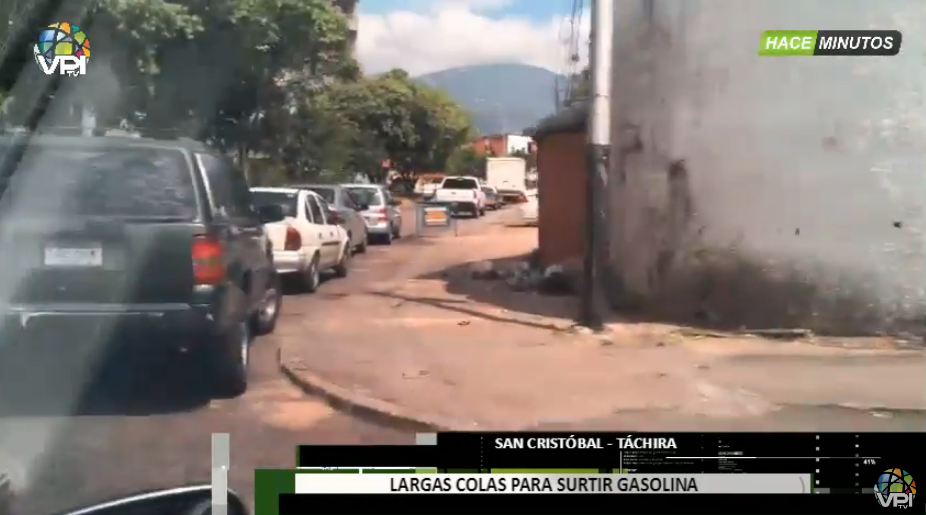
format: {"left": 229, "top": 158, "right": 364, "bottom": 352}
{"left": 284, "top": 226, "right": 302, "bottom": 251}
{"left": 191, "top": 235, "right": 225, "bottom": 285}
{"left": 517, "top": 192, "right": 528, "bottom": 203}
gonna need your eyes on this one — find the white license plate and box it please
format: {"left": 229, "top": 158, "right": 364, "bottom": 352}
{"left": 44, "top": 246, "right": 103, "bottom": 267}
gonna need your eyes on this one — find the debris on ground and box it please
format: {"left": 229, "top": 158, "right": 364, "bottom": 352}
{"left": 469, "top": 260, "right": 500, "bottom": 280}
{"left": 468, "top": 252, "right": 581, "bottom": 296}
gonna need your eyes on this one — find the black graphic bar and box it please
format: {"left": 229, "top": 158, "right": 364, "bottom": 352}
{"left": 280, "top": 493, "right": 897, "bottom": 515}
{"left": 297, "top": 432, "right": 919, "bottom": 481}
{"left": 814, "top": 30, "right": 902, "bottom": 56}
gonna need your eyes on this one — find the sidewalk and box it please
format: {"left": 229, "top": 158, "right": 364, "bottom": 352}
{"left": 279, "top": 212, "right": 926, "bottom": 431}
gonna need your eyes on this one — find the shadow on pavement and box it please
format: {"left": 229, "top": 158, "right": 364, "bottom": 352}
{"left": 415, "top": 251, "right": 581, "bottom": 322}
{"left": 0, "top": 359, "right": 211, "bottom": 417}
{"left": 417, "top": 251, "right": 926, "bottom": 347}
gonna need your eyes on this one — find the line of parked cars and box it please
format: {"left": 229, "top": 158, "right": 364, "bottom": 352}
{"left": 425, "top": 175, "right": 537, "bottom": 224}
{"left": 0, "top": 129, "right": 537, "bottom": 406}
{"left": 248, "top": 183, "right": 403, "bottom": 293}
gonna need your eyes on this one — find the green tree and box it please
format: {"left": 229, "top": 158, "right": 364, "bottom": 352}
{"left": 327, "top": 69, "right": 475, "bottom": 179}
{"left": 446, "top": 146, "right": 486, "bottom": 177}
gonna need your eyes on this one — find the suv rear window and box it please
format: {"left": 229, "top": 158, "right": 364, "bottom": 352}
{"left": 442, "top": 178, "right": 478, "bottom": 189}
{"left": 0, "top": 145, "right": 198, "bottom": 219}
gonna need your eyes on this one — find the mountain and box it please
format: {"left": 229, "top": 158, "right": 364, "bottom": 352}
{"left": 416, "top": 63, "right": 564, "bottom": 135}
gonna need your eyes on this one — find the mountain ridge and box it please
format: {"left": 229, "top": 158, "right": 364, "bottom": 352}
{"left": 415, "top": 63, "right": 564, "bottom": 135}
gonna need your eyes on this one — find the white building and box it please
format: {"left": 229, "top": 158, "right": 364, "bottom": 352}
{"left": 607, "top": 0, "right": 926, "bottom": 335}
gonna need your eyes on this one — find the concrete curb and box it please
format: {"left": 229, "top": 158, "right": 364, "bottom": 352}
{"left": 277, "top": 347, "right": 477, "bottom": 432}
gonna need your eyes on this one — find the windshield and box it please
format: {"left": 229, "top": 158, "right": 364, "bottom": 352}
{"left": 0, "top": 145, "right": 198, "bottom": 219}
{"left": 441, "top": 178, "right": 477, "bottom": 189}
{"left": 251, "top": 190, "right": 299, "bottom": 218}
{"left": 306, "top": 187, "right": 336, "bottom": 204}
{"left": 344, "top": 187, "right": 382, "bottom": 207}
{"left": 1, "top": 3, "right": 921, "bottom": 514}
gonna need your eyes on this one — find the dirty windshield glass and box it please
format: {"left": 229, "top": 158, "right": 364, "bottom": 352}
{"left": 1, "top": 2, "right": 923, "bottom": 515}
{"left": 344, "top": 187, "right": 382, "bottom": 207}
{"left": 251, "top": 191, "right": 299, "bottom": 218}
{"left": 0, "top": 145, "right": 197, "bottom": 219}
{"left": 441, "top": 178, "right": 477, "bottom": 189}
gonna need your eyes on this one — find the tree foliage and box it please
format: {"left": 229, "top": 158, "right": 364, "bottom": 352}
{"left": 446, "top": 146, "right": 486, "bottom": 177}
{"left": 0, "top": 0, "right": 476, "bottom": 185}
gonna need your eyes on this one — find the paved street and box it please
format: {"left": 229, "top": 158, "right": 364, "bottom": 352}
{"left": 0, "top": 207, "right": 471, "bottom": 515}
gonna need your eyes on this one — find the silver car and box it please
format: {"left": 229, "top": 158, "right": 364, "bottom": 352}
{"left": 343, "top": 184, "right": 403, "bottom": 244}
{"left": 291, "top": 184, "right": 370, "bottom": 254}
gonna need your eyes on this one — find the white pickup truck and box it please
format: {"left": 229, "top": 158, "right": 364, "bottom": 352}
{"left": 432, "top": 176, "right": 486, "bottom": 217}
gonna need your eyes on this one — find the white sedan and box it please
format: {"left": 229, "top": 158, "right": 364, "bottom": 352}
{"left": 250, "top": 187, "right": 351, "bottom": 292}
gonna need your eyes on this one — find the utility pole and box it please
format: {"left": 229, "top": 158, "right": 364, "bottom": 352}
{"left": 579, "top": 0, "right": 612, "bottom": 329}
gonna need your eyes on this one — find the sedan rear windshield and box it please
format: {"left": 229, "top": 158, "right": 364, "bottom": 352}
{"left": 251, "top": 191, "right": 299, "bottom": 218}
{"left": 0, "top": 145, "right": 198, "bottom": 219}
{"left": 345, "top": 187, "right": 383, "bottom": 207}
{"left": 441, "top": 178, "right": 478, "bottom": 189}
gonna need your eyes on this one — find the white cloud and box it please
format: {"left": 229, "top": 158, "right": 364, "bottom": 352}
{"left": 356, "top": 0, "right": 590, "bottom": 76}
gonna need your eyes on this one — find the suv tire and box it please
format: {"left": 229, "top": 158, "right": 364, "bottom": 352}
{"left": 209, "top": 320, "right": 250, "bottom": 398}
{"left": 251, "top": 271, "right": 281, "bottom": 335}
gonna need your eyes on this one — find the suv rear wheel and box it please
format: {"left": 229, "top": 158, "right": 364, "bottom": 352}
{"left": 209, "top": 320, "right": 250, "bottom": 398}
{"left": 251, "top": 271, "right": 281, "bottom": 335}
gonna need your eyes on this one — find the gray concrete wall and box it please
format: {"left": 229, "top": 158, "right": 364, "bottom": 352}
{"left": 608, "top": 0, "right": 926, "bottom": 335}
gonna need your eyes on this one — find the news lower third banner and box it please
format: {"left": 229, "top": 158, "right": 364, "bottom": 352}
{"left": 292, "top": 473, "right": 810, "bottom": 493}
{"left": 255, "top": 470, "right": 907, "bottom": 515}
{"left": 758, "top": 30, "right": 902, "bottom": 56}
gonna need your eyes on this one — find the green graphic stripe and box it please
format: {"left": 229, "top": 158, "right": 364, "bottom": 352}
{"left": 491, "top": 469, "right": 600, "bottom": 474}
{"left": 296, "top": 468, "right": 361, "bottom": 473}
{"left": 758, "top": 30, "right": 817, "bottom": 56}
{"left": 254, "top": 469, "right": 296, "bottom": 515}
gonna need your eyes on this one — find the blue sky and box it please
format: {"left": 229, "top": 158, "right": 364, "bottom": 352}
{"left": 355, "top": 0, "right": 589, "bottom": 75}
{"left": 359, "top": 0, "right": 574, "bottom": 22}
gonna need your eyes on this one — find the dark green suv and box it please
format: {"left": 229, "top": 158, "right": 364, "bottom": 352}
{"left": 0, "top": 133, "right": 284, "bottom": 399}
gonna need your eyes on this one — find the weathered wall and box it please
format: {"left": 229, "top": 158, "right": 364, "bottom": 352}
{"left": 608, "top": 0, "right": 926, "bottom": 335}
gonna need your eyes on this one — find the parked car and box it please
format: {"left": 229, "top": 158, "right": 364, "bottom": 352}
{"left": 291, "top": 184, "right": 368, "bottom": 253}
{"left": 432, "top": 176, "right": 486, "bottom": 217}
{"left": 415, "top": 176, "right": 443, "bottom": 199}
{"left": 250, "top": 187, "right": 351, "bottom": 291}
{"left": 343, "top": 184, "right": 403, "bottom": 244}
{"left": 516, "top": 189, "right": 539, "bottom": 225}
{"left": 498, "top": 188, "right": 531, "bottom": 205}
{"left": 482, "top": 185, "right": 500, "bottom": 210}
{"left": 0, "top": 133, "right": 285, "bottom": 398}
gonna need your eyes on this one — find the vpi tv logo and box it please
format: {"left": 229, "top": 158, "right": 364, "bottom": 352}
{"left": 875, "top": 469, "right": 916, "bottom": 508}
{"left": 33, "top": 22, "right": 90, "bottom": 77}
